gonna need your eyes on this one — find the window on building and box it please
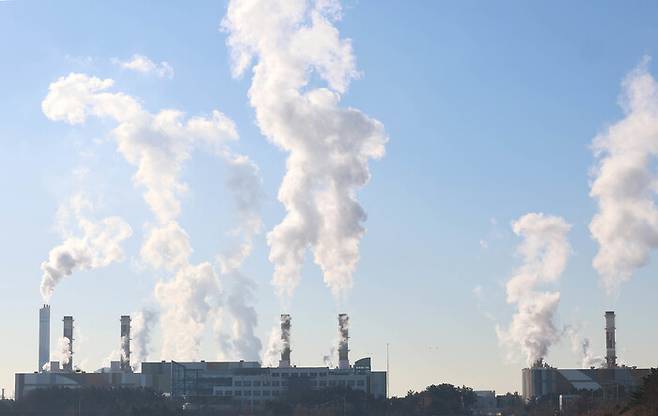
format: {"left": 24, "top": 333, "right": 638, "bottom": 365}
{"left": 319, "top": 380, "right": 327, "bottom": 387}
{"left": 357, "top": 380, "right": 365, "bottom": 386}
{"left": 235, "top": 391, "right": 242, "bottom": 396}
{"left": 329, "top": 381, "right": 336, "bottom": 386}
{"left": 338, "top": 380, "right": 346, "bottom": 386}
{"left": 245, "top": 390, "right": 252, "bottom": 396}
{"left": 254, "top": 390, "right": 261, "bottom": 396}
{"left": 348, "top": 380, "right": 355, "bottom": 386}
{"left": 281, "top": 373, "right": 288, "bottom": 377}
{"left": 272, "top": 381, "right": 280, "bottom": 387}
{"left": 254, "top": 380, "right": 261, "bottom": 387}
{"left": 319, "top": 373, "right": 327, "bottom": 377}
{"left": 234, "top": 380, "right": 242, "bottom": 386}
{"left": 310, "top": 372, "right": 318, "bottom": 377}
{"left": 263, "top": 390, "right": 271, "bottom": 396}
{"left": 301, "top": 372, "right": 308, "bottom": 377}
{"left": 225, "top": 390, "right": 233, "bottom": 396}
{"left": 244, "top": 380, "right": 252, "bottom": 387}
{"left": 263, "top": 380, "right": 270, "bottom": 386}
{"left": 282, "top": 381, "right": 288, "bottom": 387}
{"left": 272, "top": 372, "right": 279, "bottom": 377}
{"left": 273, "top": 390, "right": 280, "bottom": 396}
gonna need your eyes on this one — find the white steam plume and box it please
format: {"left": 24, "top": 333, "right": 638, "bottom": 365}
{"left": 131, "top": 309, "right": 157, "bottom": 370}
{"left": 40, "top": 194, "right": 132, "bottom": 301}
{"left": 567, "top": 327, "right": 606, "bottom": 369}
{"left": 215, "top": 154, "right": 264, "bottom": 361}
{"left": 580, "top": 338, "right": 606, "bottom": 369}
{"left": 42, "top": 73, "right": 238, "bottom": 359}
{"left": 497, "top": 213, "right": 571, "bottom": 367}
{"left": 55, "top": 336, "right": 72, "bottom": 366}
{"left": 590, "top": 57, "right": 658, "bottom": 294}
{"left": 262, "top": 325, "right": 282, "bottom": 367}
{"left": 222, "top": 0, "right": 387, "bottom": 302}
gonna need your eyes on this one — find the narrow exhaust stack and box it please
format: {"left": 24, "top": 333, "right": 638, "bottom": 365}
{"left": 605, "top": 311, "right": 617, "bottom": 369}
{"left": 279, "top": 314, "right": 291, "bottom": 368}
{"left": 120, "top": 315, "right": 131, "bottom": 372}
{"left": 38, "top": 305, "right": 50, "bottom": 372}
{"left": 63, "top": 316, "right": 74, "bottom": 372}
{"left": 338, "top": 313, "right": 350, "bottom": 370}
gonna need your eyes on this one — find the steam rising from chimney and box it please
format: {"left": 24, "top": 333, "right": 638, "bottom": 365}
{"left": 338, "top": 313, "right": 349, "bottom": 369}
{"left": 590, "top": 57, "right": 658, "bottom": 294}
{"left": 605, "top": 311, "right": 617, "bottom": 369}
{"left": 497, "top": 213, "right": 571, "bottom": 366}
{"left": 222, "top": 0, "right": 387, "bottom": 303}
{"left": 42, "top": 72, "right": 264, "bottom": 362}
{"left": 131, "top": 309, "right": 157, "bottom": 371}
{"left": 62, "top": 316, "right": 74, "bottom": 371}
{"left": 581, "top": 338, "right": 606, "bottom": 369}
{"left": 279, "top": 314, "right": 291, "bottom": 368}
{"left": 214, "top": 155, "right": 264, "bottom": 362}
{"left": 40, "top": 194, "right": 132, "bottom": 301}
{"left": 120, "top": 315, "right": 131, "bottom": 372}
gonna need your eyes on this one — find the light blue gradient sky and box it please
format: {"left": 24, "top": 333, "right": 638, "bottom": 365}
{"left": 1, "top": 0, "right": 658, "bottom": 398}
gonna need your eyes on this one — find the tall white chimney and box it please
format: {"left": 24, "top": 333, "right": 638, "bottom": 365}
{"left": 63, "top": 316, "right": 74, "bottom": 372}
{"left": 605, "top": 311, "right": 617, "bottom": 369}
{"left": 38, "top": 305, "right": 50, "bottom": 372}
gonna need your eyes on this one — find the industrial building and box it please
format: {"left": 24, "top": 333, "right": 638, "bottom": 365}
{"left": 522, "top": 311, "right": 652, "bottom": 405}
{"left": 16, "top": 309, "right": 387, "bottom": 410}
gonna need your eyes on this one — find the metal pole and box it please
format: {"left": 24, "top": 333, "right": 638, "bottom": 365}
{"left": 386, "top": 343, "right": 390, "bottom": 399}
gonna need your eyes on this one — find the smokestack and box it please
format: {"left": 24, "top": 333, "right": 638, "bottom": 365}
{"left": 38, "top": 305, "right": 50, "bottom": 372}
{"left": 63, "top": 316, "right": 73, "bottom": 372}
{"left": 279, "top": 314, "right": 291, "bottom": 368}
{"left": 605, "top": 311, "right": 617, "bottom": 369}
{"left": 120, "top": 315, "right": 131, "bottom": 372}
{"left": 338, "top": 313, "right": 350, "bottom": 370}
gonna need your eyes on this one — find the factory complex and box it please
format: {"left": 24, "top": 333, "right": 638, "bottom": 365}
{"left": 522, "top": 311, "right": 653, "bottom": 412}
{"left": 16, "top": 308, "right": 387, "bottom": 411}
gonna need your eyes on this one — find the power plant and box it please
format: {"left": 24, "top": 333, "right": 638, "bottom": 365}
{"left": 522, "top": 311, "right": 651, "bottom": 408}
{"left": 16, "top": 308, "right": 387, "bottom": 411}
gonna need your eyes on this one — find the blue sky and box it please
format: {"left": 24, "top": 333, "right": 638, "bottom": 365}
{"left": 2, "top": 0, "right": 658, "bottom": 398}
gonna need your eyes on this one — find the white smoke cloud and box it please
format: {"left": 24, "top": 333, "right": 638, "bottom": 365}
{"left": 42, "top": 73, "right": 256, "bottom": 361}
{"left": 497, "top": 213, "right": 571, "bottom": 367}
{"left": 155, "top": 263, "right": 220, "bottom": 360}
{"left": 131, "top": 309, "right": 157, "bottom": 370}
{"left": 590, "top": 57, "right": 658, "bottom": 294}
{"left": 42, "top": 73, "right": 238, "bottom": 225}
{"left": 567, "top": 326, "right": 606, "bottom": 369}
{"left": 113, "top": 54, "right": 174, "bottom": 79}
{"left": 580, "top": 338, "right": 606, "bottom": 369}
{"left": 214, "top": 154, "right": 264, "bottom": 361}
{"left": 222, "top": 0, "right": 387, "bottom": 302}
{"left": 262, "top": 324, "right": 282, "bottom": 367}
{"left": 55, "top": 336, "right": 72, "bottom": 366}
{"left": 40, "top": 194, "right": 132, "bottom": 301}
{"left": 323, "top": 347, "right": 336, "bottom": 368}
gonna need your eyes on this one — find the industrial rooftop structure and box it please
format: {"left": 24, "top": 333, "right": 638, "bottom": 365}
{"left": 15, "top": 309, "right": 386, "bottom": 411}
{"left": 522, "top": 311, "right": 652, "bottom": 404}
